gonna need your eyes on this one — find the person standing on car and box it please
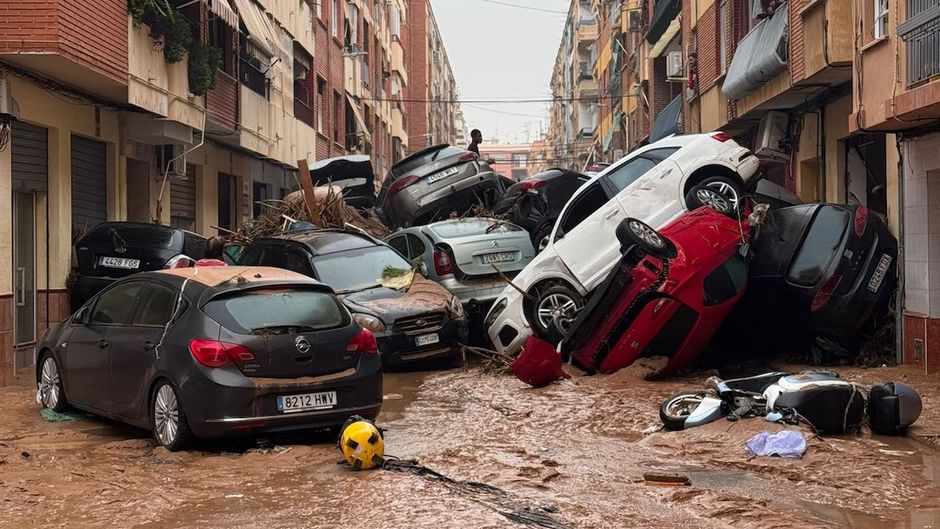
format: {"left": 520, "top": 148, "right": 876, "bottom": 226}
{"left": 196, "top": 236, "right": 228, "bottom": 267}
{"left": 468, "top": 129, "right": 482, "bottom": 154}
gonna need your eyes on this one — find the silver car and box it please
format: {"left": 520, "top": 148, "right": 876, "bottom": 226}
{"left": 385, "top": 218, "right": 536, "bottom": 305}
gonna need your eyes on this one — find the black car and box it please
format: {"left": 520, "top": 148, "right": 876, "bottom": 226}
{"left": 238, "top": 230, "right": 468, "bottom": 368}
{"left": 309, "top": 154, "right": 376, "bottom": 209}
{"left": 37, "top": 267, "right": 383, "bottom": 451}
{"left": 746, "top": 203, "right": 897, "bottom": 340}
{"left": 71, "top": 222, "right": 207, "bottom": 311}
{"left": 376, "top": 144, "right": 508, "bottom": 229}
{"left": 493, "top": 168, "right": 589, "bottom": 249}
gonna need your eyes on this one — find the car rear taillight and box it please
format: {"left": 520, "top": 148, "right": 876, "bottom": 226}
{"left": 433, "top": 249, "right": 455, "bottom": 276}
{"left": 458, "top": 152, "right": 479, "bottom": 163}
{"left": 710, "top": 132, "right": 731, "bottom": 142}
{"left": 519, "top": 179, "right": 548, "bottom": 193}
{"left": 188, "top": 338, "right": 255, "bottom": 368}
{"left": 347, "top": 329, "right": 378, "bottom": 354}
{"left": 387, "top": 175, "right": 419, "bottom": 198}
{"left": 854, "top": 206, "right": 869, "bottom": 237}
{"left": 811, "top": 275, "right": 842, "bottom": 312}
{"left": 165, "top": 255, "right": 194, "bottom": 269}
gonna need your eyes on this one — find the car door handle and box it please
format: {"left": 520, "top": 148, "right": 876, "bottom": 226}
{"left": 98, "top": 339, "right": 110, "bottom": 348}
{"left": 604, "top": 208, "right": 619, "bottom": 219}
{"left": 144, "top": 341, "right": 155, "bottom": 350}
{"left": 658, "top": 168, "right": 673, "bottom": 178}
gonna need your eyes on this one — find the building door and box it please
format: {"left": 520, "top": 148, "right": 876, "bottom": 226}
{"left": 218, "top": 173, "right": 237, "bottom": 230}
{"left": 71, "top": 135, "right": 108, "bottom": 240}
{"left": 13, "top": 192, "right": 36, "bottom": 367}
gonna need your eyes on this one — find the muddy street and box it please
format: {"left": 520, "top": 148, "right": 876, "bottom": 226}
{"left": 1, "top": 364, "right": 938, "bottom": 529}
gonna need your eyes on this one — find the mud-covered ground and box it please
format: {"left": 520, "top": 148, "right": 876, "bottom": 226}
{"left": 0, "top": 362, "right": 938, "bottom": 529}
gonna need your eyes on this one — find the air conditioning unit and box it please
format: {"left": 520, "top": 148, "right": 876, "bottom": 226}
{"left": 627, "top": 10, "right": 642, "bottom": 32}
{"left": 666, "top": 51, "right": 684, "bottom": 80}
{"left": 754, "top": 111, "right": 790, "bottom": 162}
{"left": 157, "top": 144, "right": 187, "bottom": 179}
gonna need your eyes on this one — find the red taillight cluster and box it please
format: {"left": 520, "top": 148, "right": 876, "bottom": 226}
{"left": 387, "top": 174, "right": 419, "bottom": 198}
{"left": 347, "top": 329, "right": 378, "bottom": 354}
{"left": 433, "top": 248, "right": 455, "bottom": 276}
{"left": 854, "top": 206, "right": 869, "bottom": 237}
{"left": 519, "top": 179, "right": 548, "bottom": 193}
{"left": 710, "top": 132, "right": 731, "bottom": 142}
{"left": 189, "top": 338, "right": 255, "bottom": 368}
{"left": 458, "top": 152, "right": 479, "bottom": 163}
{"left": 811, "top": 275, "right": 842, "bottom": 312}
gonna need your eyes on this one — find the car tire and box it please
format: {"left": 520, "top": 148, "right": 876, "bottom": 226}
{"left": 38, "top": 353, "right": 68, "bottom": 413}
{"left": 616, "top": 218, "right": 678, "bottom": 259}
{"left": 150, "top": 381, "right": 193, "bottom": 452}
{"left": 685, "top": 184, "right": 738, "bottom": 218}
{"left": 692, "top": 176, "right": 742, "bottom": 211}
{"left": 659, "top": 391, "right": 708, "bottom": 430}
{"left": 532, "top": 222, "right": 554, "bottom": 253}
{"left": 531, "top": 283, "right": 582, "bottom": 343}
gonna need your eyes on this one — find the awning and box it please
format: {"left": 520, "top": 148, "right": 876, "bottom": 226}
{"left": 210, "top": 0, "right": 239, "bottom": 28}
{"left": 650, "top": 95, "right": 682, "bottom": 143}
{"left": 346, "top": 94, "right": 373, "bottom": 143}
{"left": 721, "top": 2, "right": 789, "bottom": 100}
{"left": 603, "top": 112, "right": 623, "bottom": 151}
{"left": 650, "top": 18, "right": 680, "bottom": 58}
{"left": 232, "top": 0, "right": 280, "bottom": 58}
{"left": 646, "top": 0, "right": 681, "bottom": 45}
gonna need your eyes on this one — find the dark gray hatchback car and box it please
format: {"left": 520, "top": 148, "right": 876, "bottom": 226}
{"left": 37, "top": 267, "right": 383, "bottom": 451}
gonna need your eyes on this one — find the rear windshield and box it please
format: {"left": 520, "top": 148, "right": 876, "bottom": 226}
{"left": 391, "top": 146, "right": 465, "bottom": 178}
{"left": 80, "top": 224, "right": 180, "bottom": 249}
{"left": 786, "top": 208, "right": 850, "bottom": 286}
{"left": 313, "top": 246, "right": 412, "bottom": 293}
{"left": 204, "top": 288, "right": 346, "bottom": 334}
{"left": 429, "top": 220, "right": 524, "bottom": 239}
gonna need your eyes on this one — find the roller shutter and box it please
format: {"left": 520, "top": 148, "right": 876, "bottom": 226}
{"left": 11, "top": 121, "right": 48, "bottom": 192}
{"left": 170, "top": 164, "right": 197, "bottom": 231}
{"left": 71, "top": 135, "right": 108, "bottom": 237}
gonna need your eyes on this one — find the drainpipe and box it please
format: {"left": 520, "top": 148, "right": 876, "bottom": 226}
{"left": 818, "top": 105, "right": 826, "bottom": 202}
{"left": 896, "top": 134, "right": 906, "bottom": 365}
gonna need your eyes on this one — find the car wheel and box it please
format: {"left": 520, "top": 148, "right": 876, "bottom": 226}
{"left": 693, "top": 176, "right": 742, "bottom": 211}
{"left": 533, "top": 222, "right": 554, "bottom": 253}
{"left": 38, "top": 353, "right": 68, "bottom": 413}
{"left": 617, "top": 218, "right": 678, "bottom": 259}
{"left": 659, "top": 391, "right": 708, "bottom": 430}
{"left": 531, "top": 283, "right": 582, "bottom": 343}
{"left": 151, "top": 381, "right": 193, "bottom": 452}
{"left": 686, "top": 185, "right": 737, "bottom": 217}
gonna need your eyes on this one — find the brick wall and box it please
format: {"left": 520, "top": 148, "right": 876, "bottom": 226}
{"left": 789, "top": 0, "right": 806, "bottom": 82}
{"left": 405, "top": 0, "right": 429, "bottom": 153}
{"left": 0, "top": 0, "right": 128, "bottom": 84}
{"left": 697, "top": 4, "right": 720, "bottom": 91}
{"left": 314, "top": 0, "right": 346, "bottom": 159}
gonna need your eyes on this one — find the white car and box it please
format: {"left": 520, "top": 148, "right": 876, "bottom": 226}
{"left": 484, "top": 132, "right": 761, "bottom": 355}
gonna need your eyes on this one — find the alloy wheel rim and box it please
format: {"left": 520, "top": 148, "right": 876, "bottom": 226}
{"left": 629, "top": 220, "right": 664, "bottom": 249}
{"left": 705, "top": 181, "right": 740, "bottom": 209}
{"left": 154, "top": 385, "right": 179, "bottom": 446}
{"left": 537, "top": 293, "right": 578, "bottom": 329}
{"left": 667, "top": 394, "right": 703, "bottom": 417}
{"left": 696, "top": 188, "right": 730, "bottom": 212}
{"left": 39, "top": 357, "right": 61, "bottom": 409}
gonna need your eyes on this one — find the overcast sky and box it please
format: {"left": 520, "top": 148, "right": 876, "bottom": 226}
{"left": 431, "top": 0, "right": 570, "bottom": 145}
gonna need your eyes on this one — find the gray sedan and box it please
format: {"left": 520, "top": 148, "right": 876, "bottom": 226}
{"left": 385, "top": 218, "right": 536, "bottom": 305}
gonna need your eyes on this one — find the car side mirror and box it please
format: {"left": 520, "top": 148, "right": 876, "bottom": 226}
{"left": 75, "top": 306, "right": 91, "bottom": 325}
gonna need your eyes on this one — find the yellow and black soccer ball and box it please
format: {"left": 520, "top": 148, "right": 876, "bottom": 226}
{"left": 339, "top": 415, "right": 385, "bottom": 470}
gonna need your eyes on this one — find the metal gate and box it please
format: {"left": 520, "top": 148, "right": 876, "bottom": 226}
{"left": 70, "top": 135, "right": 108, "bottom": 239}
{"left": 12, "top": 121, "right": 49, "bottom": 193}
{"left": 170, "top": 164, "right": 197, "bottom": 231}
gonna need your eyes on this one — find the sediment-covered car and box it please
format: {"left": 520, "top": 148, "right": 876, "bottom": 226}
{"left": 37, "top": 267, "right": 383, "bottom": 451}
{"left": 238, "top": 230, "right": 468, "bottom": 368}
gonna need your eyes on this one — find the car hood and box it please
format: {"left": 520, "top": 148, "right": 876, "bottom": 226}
{"left": 340, "top": 277, "right": 458, "bottom": 322}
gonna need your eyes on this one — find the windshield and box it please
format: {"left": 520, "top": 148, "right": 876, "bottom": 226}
{"left": 429, "top": 220, "right": 524, "bottom": 238}
{"left": 390, "top": 146, "right": 466, "bottom": 179}
{"left": 313, "top": 245, "right": 413, "bottom": 293}
{"left": 204, "top": 288, "right": 346, "bottom": 334}
{"left": 80, "top": 224, "right": 180, "bottom": 249}
{"left": 786, "top": 208, "right": 850, "bottom": 286}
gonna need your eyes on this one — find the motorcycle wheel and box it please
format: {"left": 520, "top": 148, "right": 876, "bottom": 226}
{"left": 660, "top": 391, "right": 708, "bottom": 431}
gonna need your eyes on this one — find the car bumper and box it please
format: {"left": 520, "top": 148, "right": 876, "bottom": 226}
{"left": 377, "top": 316, "right": 468, "bottom": 368}
{"left": 737, "top": 153, "right": 762, "bottom": 185}
{"left": 181, "top": 354, "right": 384, "bottom": 439}
{"left": 485, "top": 288, "right": 531, "bottom": 355}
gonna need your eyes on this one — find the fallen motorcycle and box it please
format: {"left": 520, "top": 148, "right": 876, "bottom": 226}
{"left": 660, "top": 371, "right": 921, "bottom": 435}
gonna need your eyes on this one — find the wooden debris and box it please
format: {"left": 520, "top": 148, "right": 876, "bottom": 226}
{"left": 642, "top": 472, "right": 691, "bottom": 486}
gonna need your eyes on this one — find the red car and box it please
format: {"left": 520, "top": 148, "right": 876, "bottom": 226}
{"left": 560, "top": 187, "right": 752, "bottom": 377}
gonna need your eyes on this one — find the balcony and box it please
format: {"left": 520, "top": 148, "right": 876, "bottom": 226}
{"left": 899, "top": 2, "right": 940, "bottom": 88}
{"left": 391, "top": 40, "right": 409, "bottom": 85}
{"left": 796, "top": 0, "right": 853, "bottom": 86}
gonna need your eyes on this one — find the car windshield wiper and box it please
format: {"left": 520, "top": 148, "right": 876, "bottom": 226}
{"left": 251, "top": 324, "right": 317, "bottom": 335}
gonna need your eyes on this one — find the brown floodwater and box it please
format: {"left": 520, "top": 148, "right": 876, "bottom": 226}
{"left": 0, "top": 364, "right": 938, "bottom": 529}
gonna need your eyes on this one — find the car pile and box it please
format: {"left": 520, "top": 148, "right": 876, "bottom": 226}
{"left": 44, "top": 135, "right": 899, "bottom": 450}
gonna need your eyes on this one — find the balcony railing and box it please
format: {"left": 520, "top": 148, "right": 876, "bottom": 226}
{"left": 899, "top": 1, "right": 940, "bottom": 88}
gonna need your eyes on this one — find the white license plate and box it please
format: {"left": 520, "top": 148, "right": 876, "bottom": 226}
{"left": 276, "top": 391, "right": 337, "bottom": 413}
{"left": 426, "top": 166, "right": 460, "bottom": 184}
{"left": 98, "top": 256, "right": 141, "bottom": 269}
{"left": 415, "top": 333, "right": 440, "bottom": 347}
{"left": 481, "top": 252, "right": 515, "bottom": 264}
{"left": 868, "top": 253, "right": 893, "bottom": 293}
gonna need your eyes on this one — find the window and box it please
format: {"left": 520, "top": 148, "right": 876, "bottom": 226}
{"left": 786, "top": 208, "right": 850, "bottom": 287}
{"left": 239, "top": 244, "right": 315, "bottom": 276}
{"left": 873, "top": 0, "right": 888, "bottom": 38}
{"left": 312, "top": 246, "right": 412, "bottom": 293}
{"left": 316, "top": 76, "right": 326, "bottom": 133}
{"left": 90, "top": 282, "right": 144, "bottom": 325}
{"left": 293, "top": 47, "right": 314, "bottom": 126}
{"left": 405, "top": 234, "right": 427, "bottom": 260}
{"left": 512, "top": 153, "right": 526, "bottom": 167}
{"left": 644, "top": 147, "right": 680, "bottom": 161}
{"left": 204, "top": 289, "right": 346, "bottom": 334}
{"left": 332, "top": 91, "right": 342, "bottom": 143}
{"left": 390, "top": 3, "right": 401, "bottom": 39}
{"left": 558, "top": 183, "right": 609, "bottom": 237}
{"left": 387, "top": 236, "right": 409, "bottom": 257}
{"left": 316, "top": 0, "right": 321, "bottom": 18}
{"left": 719, "top": 0, "right": 729, "bottom": 75}
{"left": 218, "top": 173, "right": 237, "bottom": 230}
{"left": 211, "top": 18, "right": 235, "bottom": 75}
{"left": 135, "top": 282, "right": 183, "bottom": 327}
{"left": 252, "top": 181, "right": 270, "bottom": 217}
{"left": 604, "top": 157, "right": 658, "bottom": 192}
{"left": 239, "top": 36, "right": 269, "bottom": 97}
{"left": 332, "top": 0, "right": 339, "bottom": 37}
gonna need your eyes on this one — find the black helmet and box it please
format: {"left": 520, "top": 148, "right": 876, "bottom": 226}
{"left": 868, "top": 382, "right": 922, "bottom": 435}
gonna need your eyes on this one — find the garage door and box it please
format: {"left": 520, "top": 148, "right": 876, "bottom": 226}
{"left": 170, "top": 164, "right": 197, "bottom": 231}
{"left": 11, "top": 121, "right": 48, "bottom": 192}
{"left": 71, "top": 135, "right": 108, "bottom": 238}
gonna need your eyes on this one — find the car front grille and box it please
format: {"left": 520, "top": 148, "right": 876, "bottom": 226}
{"left": 395, "top": 313, "right": 445, "bottom": 335}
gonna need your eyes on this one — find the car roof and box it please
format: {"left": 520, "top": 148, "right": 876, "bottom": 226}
{"left": 85, "top": 221, "right": 205, "bottom": 239}
{"left": 155, "top": 266, "right": 318, "bottom": 287}
{"left": 261, "top": 229, "right": 379, "bottom": 256}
